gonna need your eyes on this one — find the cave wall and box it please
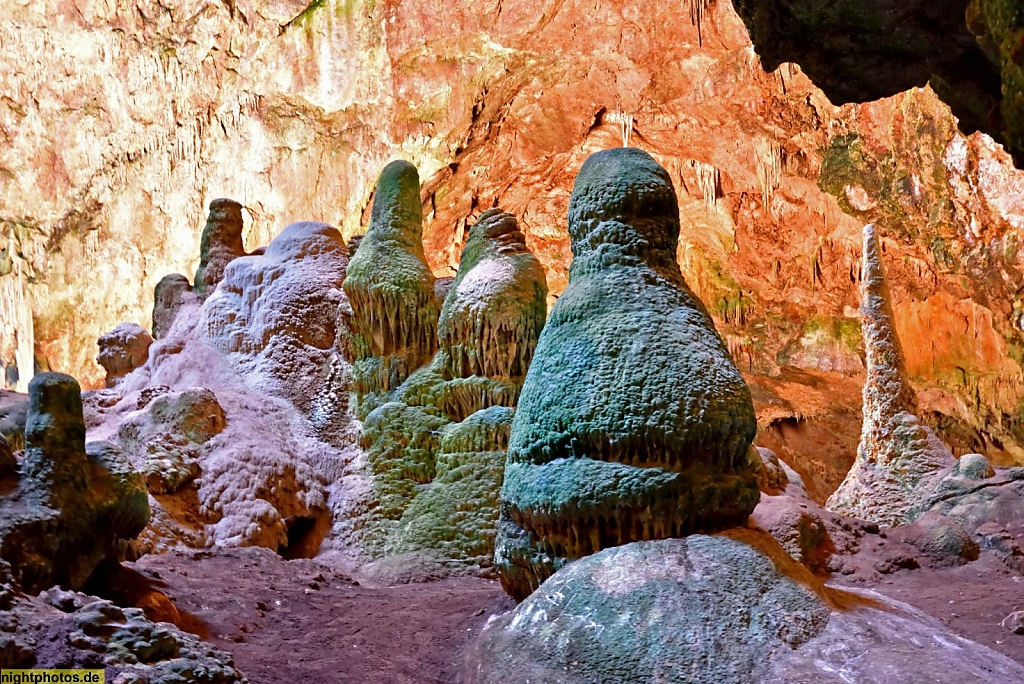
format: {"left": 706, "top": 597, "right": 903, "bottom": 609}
{"left": 4, "top": 0, "right": 1024, "bottom": 483}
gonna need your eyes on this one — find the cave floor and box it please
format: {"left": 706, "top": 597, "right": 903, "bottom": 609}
{"left": 95, "top": 546, "right": 1024, "bottom": 683}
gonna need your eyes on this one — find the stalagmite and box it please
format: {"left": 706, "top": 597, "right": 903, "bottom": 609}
{"left": 193, "top": 198, "right": 246, "bottom": 297}
{"left": 344, "top": 161, "right": 440, "bottom": 418}
{"left": 495, "top": 147, "right": 761, "bottom": 601}
{"left": 826, "top": 224, "right": 954, "bottom": 525}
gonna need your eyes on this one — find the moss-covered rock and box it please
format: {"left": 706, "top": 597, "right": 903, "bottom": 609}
{"left": 387, "top": 406, "right": 514, "bottom": 570}
{"left": 0, "top": 373, "right": 149, "bottom": 593}
{"left": 344, "top": 161, "right": 440, "bottom": 417}
{"left": 495, "top": 148, "right": 760, "bottom": 600}
{"left": 193, "top": 198, "right": 246, "bottom": 298}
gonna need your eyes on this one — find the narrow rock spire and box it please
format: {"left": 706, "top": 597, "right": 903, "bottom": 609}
{"left": 827, "top": 224, "right": 953, "bottom": 525}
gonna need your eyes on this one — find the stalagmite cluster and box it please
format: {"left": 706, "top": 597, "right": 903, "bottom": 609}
{"left": 495, "top": 147, "right": 761, "bottom": 600}
{"left": 344, "top": 161, "right": 440, "bottom": 417}
{"left": 827, "top": 224, "right": 954, "bottom": 525}
{"left": 346, "top": 165, "right": 547, "bottom": 570}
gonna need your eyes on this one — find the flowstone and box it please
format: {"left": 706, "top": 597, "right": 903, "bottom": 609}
{"left": 495, "top": 147, "right": 760, "bottom": 600}
{"left": 344, "top": 161, "right": 439, "bottom": 417}
{"left": 827, "top": 224, "right": 953, "bottom": 525}
{"left": 345, "top": 179, "right": 547, "bottom": 573}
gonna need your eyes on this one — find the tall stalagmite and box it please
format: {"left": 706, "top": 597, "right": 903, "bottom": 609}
{"left": 344, "top": 161, "right": 439, "bottom": 418}
{"left": 193, "top": 198, "right": 246, "bottom": 297}
{"left": 827, "top": 224, "right": 954, "bottom": 525}
{"left": 495, "top": 147, "right": 760, "bottom": 600}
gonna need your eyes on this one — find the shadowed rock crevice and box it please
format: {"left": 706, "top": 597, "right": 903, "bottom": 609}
{"left": 495, "top": 148, "right": 760, "bottom": 600}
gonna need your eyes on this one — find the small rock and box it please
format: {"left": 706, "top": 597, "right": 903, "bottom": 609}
{"left": 1001, "top": 610, "right": 1024, "bottom": 634}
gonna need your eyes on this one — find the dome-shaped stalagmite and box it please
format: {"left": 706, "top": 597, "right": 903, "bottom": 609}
{"left": 438, "top": 208, "right": 548, "bottom": 385}
{"left": 495, "top": 147, "right": 761, "bottom": 600}
{"left": 344, "top": 161, "right": 440, "bottom": 418}
{"left": 827, "top": 224, "right": 954, "bottom": 525}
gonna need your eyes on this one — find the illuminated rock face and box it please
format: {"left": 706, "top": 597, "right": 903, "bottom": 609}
{"left": 827, "top": 225, "right": 954, "bottom": 526}
{"left": 495, "top": 148, "right": 760, "bottom": 600}
{"left": 7, "top": 0, "right": 1024, "bottom": 494}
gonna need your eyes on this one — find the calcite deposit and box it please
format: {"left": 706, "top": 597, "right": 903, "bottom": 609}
{"left": 345, "top": 161, "right": 439, "bottom": 416}
{"left": 344, "top": 166, "right": 547, "bottom": 572}
{"left": 96, "top": 322, "right": 154, "bottom": 388}
{"left": 827, "top": 224, "right": 954, "bottom": 525}
{"left": 193, "top": 198, "right": 247, "bottom": 297}
{"left": 0, "top": 373, "right": 149, "bottom": 593}
{"left": 495, "top": 148, "right": 760, "bottom": 600}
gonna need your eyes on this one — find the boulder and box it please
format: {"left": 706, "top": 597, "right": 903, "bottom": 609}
{"left": 152, "top": 273, "right": 197, "bottom": 340}
{"left": 496, "top": 148, "right": 760, "bottom": 600}
{"left": 466, "top": 530, "right": 1024, "bottom": 683}
{"left": 96, "top": 322, "right": 153, "bottom": 388}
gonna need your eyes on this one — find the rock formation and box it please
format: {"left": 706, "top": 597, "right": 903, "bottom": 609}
{"left": 96, "top": 322, "right": 153, "bottom": 388}
{"left": 0, "top": 563, "right": 245, "bottom": 680}
{"left": 152, "top": 274, "right": 196, "bottom": 340}
{"left": 344, "top": 161, "right": 439, "bottom": 417}
{"left": 0, "top": 372, "right": 149, "bottom": 593}
{"left": 467, "top": 530, "right": 1024, "bottom": 683}
{"left": 84, "top": 217, "right": 357, "bottom": 558}
{"left": 827, "top": 224, "right": 954, "bottom": 525}
{"left": 343, "top": 175, "right": 547, "bottom": 573}
{"left": 193, "top": 198, "right": 246, "bottom": 297}
{"left": 495, "top": 147, "right": 760, "bottom": 600}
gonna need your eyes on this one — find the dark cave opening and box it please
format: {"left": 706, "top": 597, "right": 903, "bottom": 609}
{"left": 278, "top": 514, "right": 328, "bottom": 560}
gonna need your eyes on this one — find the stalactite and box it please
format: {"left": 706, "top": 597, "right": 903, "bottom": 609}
{"left": 691, "top": 160, "right": 721, "bottom": 212}
{"left": 755, "top": 138, "right": 783, "bottom": 212}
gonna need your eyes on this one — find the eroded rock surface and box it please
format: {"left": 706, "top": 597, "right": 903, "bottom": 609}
{"left": 495, "top": 148, "right": 759, "bottom": 600}
{"left": 0, "top": 562, "right": 245, "bottom": 681}
{"left": 193, "top": 198, "right": 246, "bottom": 298}
{"left": 97, "top": 322, "right": 154, "bottom": 388}
{"left": 828, "top": 224, "right": 954, "bottom": 525}
{"left": 0, "top": 373, "right": 149, "bottom": 593}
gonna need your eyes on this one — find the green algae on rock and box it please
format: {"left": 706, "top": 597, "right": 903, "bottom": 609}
{"left": 349, "top": 188, "right": 547, "bottom": 573}
{"left": 495, "top": 147, "right": 760, "bottom": 600}
{"left": 344, "top": 161, "right": 440, "bottom": 418}
{"left": 1, "top": 372, "right": 149, "bottom": 593}
{"left": 438, "top": 209, "right": 548, "bottom": 384}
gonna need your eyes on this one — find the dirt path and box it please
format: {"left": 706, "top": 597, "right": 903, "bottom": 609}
{"left": 100, "top": 548, "right": 511, "bottom": 684}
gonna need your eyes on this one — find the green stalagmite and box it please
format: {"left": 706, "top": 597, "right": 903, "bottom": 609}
{"left": 344, "top": 161, "right": 440, "bottom": 418}
{"left": 495, "top": 147, "right": 760, "bottom": 600}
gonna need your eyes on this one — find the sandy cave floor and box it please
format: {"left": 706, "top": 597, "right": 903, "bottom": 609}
{"left": 85, "top": 545, "right": 1024, "bottom": 684}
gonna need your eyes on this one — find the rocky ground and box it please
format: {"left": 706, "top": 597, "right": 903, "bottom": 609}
{"left": 72, "top": 529, "right": 1024, "bottom": 684}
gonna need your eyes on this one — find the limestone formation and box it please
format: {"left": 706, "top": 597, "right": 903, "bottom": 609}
{"left": 827, "top": 224, "right": 954, "bottom": 525}
{"left": 0, "top": 569, "right": 245, "bottom": 680}
{"left": 466, "top": 531, "right": 1024, "bottom": 683}
{"left": 0, "top": 372, "right": 149, "bottom": 593}
{"left": 152, "top": 273, "right": 196, "bottom": 340}
{"left": 96, "top": 322, "right": 153, "bottom": 388}
{"left": 495, "top": 148, "right": 760, "bottom": 600}
{"left": 193, "top": 198, "right": 246, "bottom": 297}
{"left": 344, "top": 161, "right": 439, "bottom": 417}
{"left": 347, "top": 194, "right": 547, "bottom": 572}
{"left": 438, "top": 209, "right": 547, "bottom": 387}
